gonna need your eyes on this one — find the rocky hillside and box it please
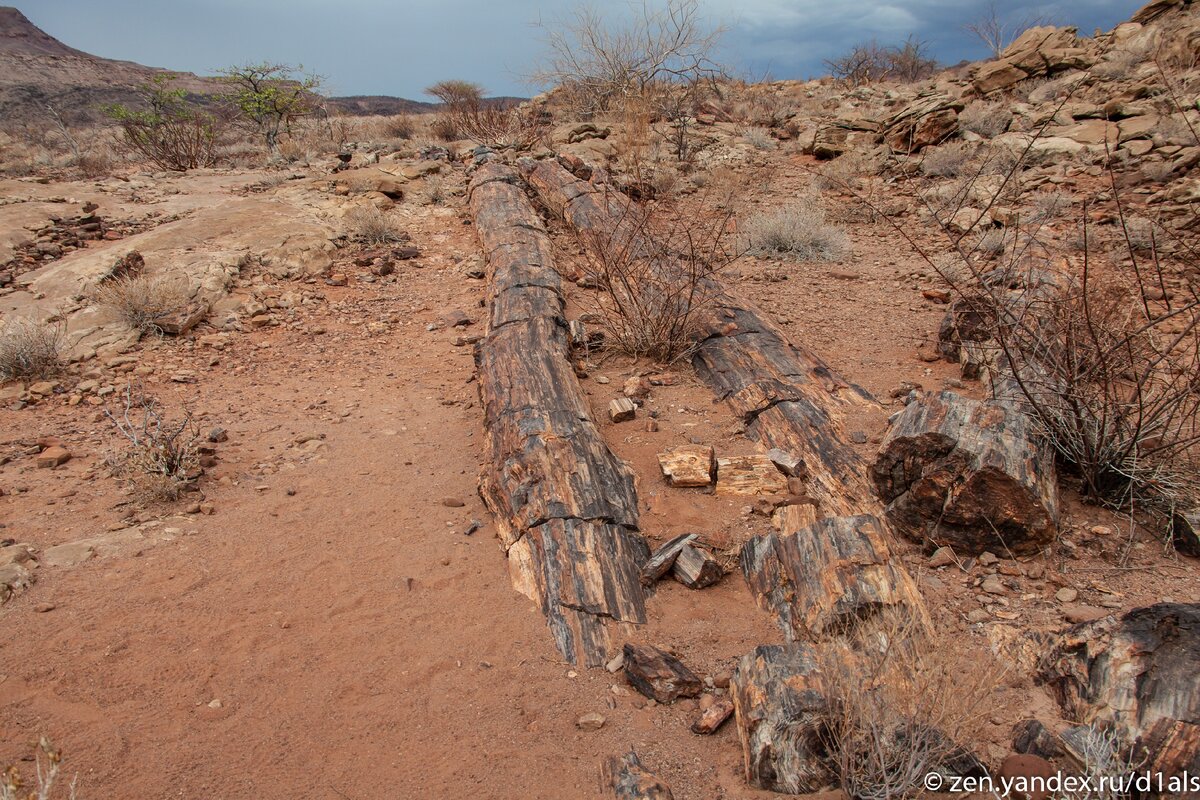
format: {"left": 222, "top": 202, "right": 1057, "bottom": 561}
{"left": 0, "top": 6, "right": 433, "bottom": 124}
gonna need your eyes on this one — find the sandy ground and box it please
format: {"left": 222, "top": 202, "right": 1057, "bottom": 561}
{"left": 1, "top": 150, "right": 1195, "bottom": 799}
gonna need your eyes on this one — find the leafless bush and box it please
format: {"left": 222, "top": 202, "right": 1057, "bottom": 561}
{"left": 345, "top": 206, "right": 405, "bottom": 245}
{"left": 976, "top": 228, "right": 1008, "bottom": 258}
{"left": 0, "top": 317, "right": 63, "bottom": 381}
{"left": 1028, "top": 189, "right": 1074, "bottom": 223}
{"left": 105, "top": 384, "right": 200, "bottom": 503}
{"left": 825, "top": 36, "right": 938, "bottom": 87}
{"left": 959, "top": 101, "right": 1012, "bottom": 138}
{"left": 429, "top": 114, "right": 461, "bottom": 142}
{"left": 383, "top": 114, "right": 418, "bottom": 139}
{"left": 425, "top": 81, "right": 546, "bottom": 151}
{"left": 1067, "top": 724, "right": 1145, "bottom": 800}
{"left": 91, "top": 273, "right": 191, "bottom": 333}
{"left": 532, "top": 0, "right": 724, "bottom": 116}
{"left": 920, "top": 142, "right": 975, "bottom": 178}
{"left": 744, "top": 198, "right": 848, "bottom": 261}
{"left": 575, "top": 189, "right": 740, "bottom": 361}
{"left": 1, "top": 737, "right": 78, "bottom": 800}
{"left": 963, "top": 1, "right": 1048, "bottom": 58}
{"left": 819, "top": 611, "right": 1000, "bottom": 800}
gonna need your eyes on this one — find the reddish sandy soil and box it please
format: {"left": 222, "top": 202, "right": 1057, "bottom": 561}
{"left": 1, "top": 151, "right": 1196, "bottom": 799}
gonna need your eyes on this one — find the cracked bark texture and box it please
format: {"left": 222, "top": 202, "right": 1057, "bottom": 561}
{"left": 470, "top": 161, "right": 649, "bottom": 667}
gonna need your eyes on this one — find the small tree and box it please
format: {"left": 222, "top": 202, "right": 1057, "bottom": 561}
{"left": 964, "top": 1, "right": 1048, "bottom": 59}
{"left": 218, "top": 62, "right": 322, "bottom": 151}
{"left": 825, "top": 37, "right": 939, "bottom": 87}
{"left": 104, "top": 74, "right": 218, "bottom": 171}
{"left": 424, "top": 80, "right": 545, "bottom": 151}
{"left": 532, "top": 0, "right": 725, "bottom": 115}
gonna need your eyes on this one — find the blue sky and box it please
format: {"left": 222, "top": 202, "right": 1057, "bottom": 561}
{"left": 23, "top": 0, "right": 1146, "bottom": 98}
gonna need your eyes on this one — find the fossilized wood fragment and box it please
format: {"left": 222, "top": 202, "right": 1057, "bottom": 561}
{"left": 602, "top": 751, "right": 674, "bottom": 800}
{"left": 873, "top": 391, "right": 1058, "bottom": 556}
{"left": 657, "top": 445, "right": 715, "bottom": 487}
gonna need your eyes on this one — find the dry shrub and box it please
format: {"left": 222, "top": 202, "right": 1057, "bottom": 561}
{"left": 383, "top": 114, "right": 418, "bottom": 139}
{"left": 0, "top": 318, "right": 63, "bottom": 381}
{"left": 105, "top": 384, "right": 199, "bottom": 503}
{"left": 345, "top": 205, "right": 405, "bottom": 245}
{"left": 920, "top": 142, "right": 974, "bottom": 178}
{"left": 825, "top": 36, "right": 938, "bottom": 87}
{"left": 1028, "top": 189, "right": 1074, "bottom": 223}
{"left": 576, "top": 189, "right": 739, "bottom": 361}
{"left": 958, "top": 101, "right": 1012, "bottom": 138}
{"left": 91, "top": 273, "right": 191, "bottom": 333}
{"left": 742, "top": 126, "right": 775, "bottom": 150}
{"left": 429, "top": 114, "right": 461, "bottom": 142}
{"left": 744, "top": 197, "right": 849, "bottom": 261}
{"left": 1, "top": 736, "right": 77, "bottom": 800}
{"left": 819, "top": 611, "right": 1000, "bottom": 800}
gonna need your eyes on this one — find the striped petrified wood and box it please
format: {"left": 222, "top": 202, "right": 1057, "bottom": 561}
{"left": 523, "top": 157, "right": 931, "bottom": 792}
{"left": 469, "top": 161, "right": 649, "bottom": 667}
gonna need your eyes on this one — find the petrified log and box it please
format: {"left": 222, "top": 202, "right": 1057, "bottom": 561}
{"left": 602, "top": 752, "right": 674, "bottom": 800}
{"left": 1038, "top": 603, "right": 1200, "bottom": 775}
{"left": 872, "top": 391, "right": 1059, "bottom": 556}
{"left": 471, "top": 162, "right": 648, "bottom": 666}
{"left": 741, "top": 514, "right": 925, "bottom": 639}
{"left": 657, "top": 445, "right": 715, "bottom": 487}
{"left": 730, "top": 644, "right": 833, "bottom": 794}
{"left": 671, "top": 544, "right": 723, "bottom": 589}
{"left": 623, "top": 643, "right": 703, "bottom": 703}
{"left": 640, "top": 533, "right": 696, "bottom": 586}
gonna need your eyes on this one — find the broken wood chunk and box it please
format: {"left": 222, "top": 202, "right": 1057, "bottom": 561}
{"left": 602, "top": 751, "right": 674, "bottom": 800}
{"left": 610, "top": 397, "right": 637, "bottom": 423}
{"left": 1039, "top": 602, "right": 1200, "bottom": 774}
{"left": 623, "top": 643, "right": 703, "bottom": 703}
{"left": 671, "top": 544, "right": 723, "bottom": 589}
{"left": 872, "top": 391, "right": 1058, "bottom": 556}
{"left": 715, "top": 455, "right": 788, "bottom": 497}
{"left": 657, "top": 445, "right": 715, "bottom": 487}
{"left": 153, "top": 300, "right": 208, "bottom": 336}
{"left": 765, "top": 447, "right": 805, "bottom": 478}
{"left": 731, "top": 643, "right": 832, "bottom": 794}
{"left": 691, "top": 697, "right": 734, "bottom": 734}
{"left": 640, "top": 533, "right": 697, "bottom": 586}
{"left": 1171, "top": 508, "right": 1200, "bottom": 557}
{"left": 741, "top": 514, "right": 924, "bottom": 638}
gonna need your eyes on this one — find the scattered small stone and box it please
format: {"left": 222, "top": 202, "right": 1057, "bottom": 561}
{"left": 441, "top": 497, "right": 465, "bottom": 508}
{"left": 849, "top": 431, "right": 868, "bottom": 444}
{"left": 34, "top": 602, "right": 55, "bottom": 613}
{"left": 1055, "top": 587, "right": 1079, "bottom": 603}
{"left": 928, "top": 546, "right": 957, "bottom": 568}
{"left": 1063, "top": 605, "right": 1109, "bottom": 624}
{"left": 982, "top": 575, "right": 1007, "bottom": 595}
{"left": 36, "top": 446, "right": 71, "bottom": 469}
{"left": 609, "top": 398, "right": 637, "bottom": 423}
{"left": 576, "top": 712, "right": 606, "bottom": 731}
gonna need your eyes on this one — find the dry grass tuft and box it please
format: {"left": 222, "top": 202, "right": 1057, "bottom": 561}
{"left": 744, "top": 197, "right": 849, "bottom": 261}
{"left": 958, "top": 101, "right": 1012, "bottom": 138}
{"left": 345, "top": 205, "right": 406, "bottom": 245}
{"left": 0, "top": 318, "right": 64, "bottom": 382}
{"left": 818, "top": 611, "right": 1002, "bottom": 800}
{"left": 91, "top": 273, "right": 191, "bottom": 333}
{"left": 920, "top": 142, "right": 974, "bottom": 178}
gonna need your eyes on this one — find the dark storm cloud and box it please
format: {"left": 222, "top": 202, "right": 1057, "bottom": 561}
{"left": 22, "top": 0, "right": 1147, "bottom": 98}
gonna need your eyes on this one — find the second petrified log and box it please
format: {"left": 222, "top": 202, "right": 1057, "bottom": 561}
{"left": 873, "top": 391, "right": 1059, "bottom": 556}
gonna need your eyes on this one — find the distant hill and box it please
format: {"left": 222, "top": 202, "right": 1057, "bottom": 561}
{"left": 0, "top": 7, "right": 518, "bottom": 126}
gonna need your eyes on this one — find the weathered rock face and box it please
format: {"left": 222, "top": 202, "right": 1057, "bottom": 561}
{"left": 971, "top": 25, "right": 1097, "bottom": 95}
{"left": 873, "top": 391, "right": 1059, "bottom": 556}
{"left": 883, "top": 95, "right": 963, "bottom": 153}
{"left": 1038, "top": 603, "right": 1200, "bottom": 775}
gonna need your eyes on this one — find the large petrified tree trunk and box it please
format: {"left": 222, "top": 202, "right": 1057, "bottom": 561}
{"left": 470, "top": 162, "right": 649, "bottom": 667}
{"left": 873, "top": 390, "right": 1059, "bottom": 556}
{"left": 1038, "top": 603, "right": 1200, "bottom": 776}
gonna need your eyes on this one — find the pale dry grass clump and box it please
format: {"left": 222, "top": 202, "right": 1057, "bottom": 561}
{"left": 0, "top": 317, "right": 64, "bottom": 382}
{"left": 920, "top": 142, "right": 974, "bottom": 178}
{"left": 958, "top": 101, "right": 1012, "bottom": 138}
{"left": 744, "top": 197, "right": 849, "bottom": 261}
{"left": 742, "top": 127, "right": 775, "bottom": 150}
{"left": 92, "top": 273, "right": 191, "bottom": 333}
{"left": 345, "top": 205, "right": 406, "bottom": 245}
{"left": 819, "top": 611, "right": 1002, "bottom": 800}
